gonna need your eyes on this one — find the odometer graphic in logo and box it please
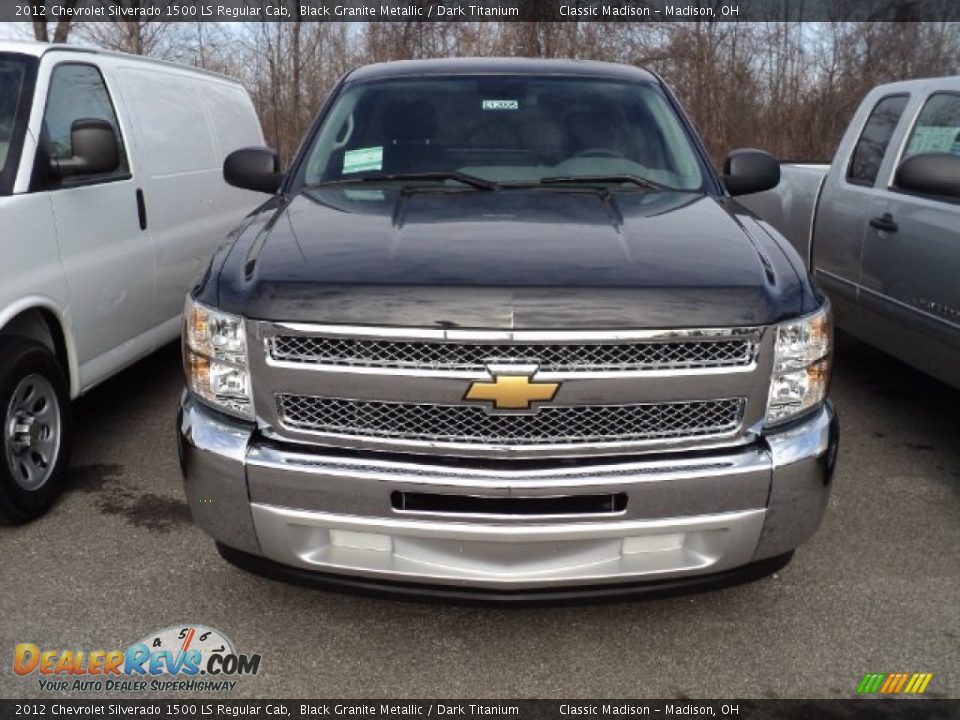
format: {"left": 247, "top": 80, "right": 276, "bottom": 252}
{"left": 130, "top": 624, "right": 259, "bottom": 677}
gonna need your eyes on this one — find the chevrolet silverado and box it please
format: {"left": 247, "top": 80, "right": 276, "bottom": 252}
{"left": 178, "top": 59, "right": 838, "bottom": 601}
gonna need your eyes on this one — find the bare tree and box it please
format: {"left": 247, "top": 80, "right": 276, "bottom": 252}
{"left": 234, "top": 22, "right": 359, "bottom": 162}
{"left": 47, "top": 19, "right": 960, "bottom": 166}
{"left": 29, "top": 0, "right": 76, "bottom": 43}
{"left": 73, "top": 2, "right": 177, "bottom": 56}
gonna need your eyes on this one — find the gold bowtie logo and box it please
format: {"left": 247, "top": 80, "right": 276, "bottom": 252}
{"left": 464, "top": 373, "right": 560, "bottom": 411}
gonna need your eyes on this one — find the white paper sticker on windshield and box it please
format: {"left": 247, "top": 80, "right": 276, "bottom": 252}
{"left": 343, "top": 189, "right": 385, "bottom": 201}
{"left": 482, "top": 100, "right": 519, "bottom": 110}
{"left": 343, "top": 146, "right": 383, "bottom": 174}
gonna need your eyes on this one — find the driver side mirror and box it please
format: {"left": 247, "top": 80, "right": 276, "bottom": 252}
{"left": 723, "top": 148, "right": 780, "bottom": 196}
{"left": 224, "top": 147, "right": 283, "bottom": 194}
{"left": 52, "top": 118, "right": 120, "bottom": 178}
{"left": 893, "top": 153, "right": 960, "bottom": 200}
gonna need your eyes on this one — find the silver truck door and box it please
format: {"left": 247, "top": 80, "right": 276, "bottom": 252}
{"left": 812, "top": 93, "right": 910, "bottom": 324}
{"left": 859, "top": 90, "right": 960, "bottom": 386}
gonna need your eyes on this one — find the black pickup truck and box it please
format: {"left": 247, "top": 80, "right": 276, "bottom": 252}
{"left": 178, "top": 59, "right": 838, "bottom": 602}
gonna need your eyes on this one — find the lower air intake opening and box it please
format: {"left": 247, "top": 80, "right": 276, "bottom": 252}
{"left": 391, "top": 491, "right": 628, "bottom": 516}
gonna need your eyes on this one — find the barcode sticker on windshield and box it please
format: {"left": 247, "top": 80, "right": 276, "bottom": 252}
{"left": 343, "top": 146, "right": 383, "bottom": 174}
{"left": 482, "top": 100, "right": 519, "bottom": 110}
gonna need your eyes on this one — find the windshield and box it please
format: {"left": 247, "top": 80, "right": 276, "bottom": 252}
{"left": 0, "top": 54, "right": 30, "bottom": 195}
{"left": 300, "top": 75, "right": 706, "bottom": 191}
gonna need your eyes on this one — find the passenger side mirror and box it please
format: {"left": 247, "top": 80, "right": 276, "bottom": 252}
{"left": 723, "top": 149, "right": 780, "bottom": 196}
{"left": 893, "top": 153, "right": 960, "bottom": 200}
{"left": 224, "top": 147, "right": 282, "bottom": 194}
{"left": 52, "top": 118, "right": 119, "bottom": 178}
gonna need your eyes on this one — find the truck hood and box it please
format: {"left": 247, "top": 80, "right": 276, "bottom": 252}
{"left": 213, "top": 187, "right": 807, "bottom": 328}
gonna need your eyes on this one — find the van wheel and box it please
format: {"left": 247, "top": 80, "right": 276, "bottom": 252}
{"left": 0, "top": 337, "right": 72, "bottom": 524}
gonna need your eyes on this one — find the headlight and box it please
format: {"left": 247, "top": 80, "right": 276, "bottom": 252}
{"left": 183, "top": 296, "right": 253, "bottom": 419}
{"left": 766, "top": 304, "right": 832, "bottom": 425}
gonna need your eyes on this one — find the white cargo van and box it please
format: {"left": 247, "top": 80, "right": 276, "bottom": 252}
{"left": 0, "top": 41, "right": 264, "bottom": 522}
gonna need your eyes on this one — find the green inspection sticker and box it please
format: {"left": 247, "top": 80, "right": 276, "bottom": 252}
{"left": 343, "top": 146, "right": 383, "bottom": 174}
{"left": 482, "top": 99, "right": 519, "bottom": 110}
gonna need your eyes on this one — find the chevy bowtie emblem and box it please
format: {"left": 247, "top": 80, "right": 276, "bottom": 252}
{"left": 464, "top": 370, "right": 560, "bottom": 411}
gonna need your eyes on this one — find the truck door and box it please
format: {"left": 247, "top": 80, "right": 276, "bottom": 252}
{"left": 35, "top": 60, "right": 154, "bottom": 390}
{"left": 812, "top": 94, "right": 910, "bottom": 321}
{"left": 860, "top": 90, "right": 960, "bottom": 381}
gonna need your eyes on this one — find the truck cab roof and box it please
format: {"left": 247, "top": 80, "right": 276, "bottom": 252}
{"left": 347, "top": 57, "right": 659, "bottom": 83}
{"left": 865, "top": 74, "right": 960, "bottom": 94}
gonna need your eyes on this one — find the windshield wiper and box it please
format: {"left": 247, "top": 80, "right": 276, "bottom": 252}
{"left": 312, "top": 171, "right": 500, "bottom": 191}
{"left": 537, "top": 174, "right": 667, "bottom": 190}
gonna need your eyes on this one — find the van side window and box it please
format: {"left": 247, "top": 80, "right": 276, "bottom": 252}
{"left": 903, "top": 93, "right": 960, "bottom": 159}
{"left": 847, "top": 94, "right": 908, "bottom": 186}
{"left": 39, "top": 63, "right": 129, "bottom": 185}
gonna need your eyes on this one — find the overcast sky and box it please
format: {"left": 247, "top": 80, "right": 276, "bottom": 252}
{"left": 0, "top": 23, "right": 34, "bottom": 41}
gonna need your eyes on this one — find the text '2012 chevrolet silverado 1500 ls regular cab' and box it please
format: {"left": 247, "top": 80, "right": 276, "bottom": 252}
{"left": 178, "top": 59, "right": 839, "bottom": 601}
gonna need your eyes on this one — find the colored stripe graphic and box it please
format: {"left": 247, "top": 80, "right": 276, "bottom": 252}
{"left": 905, "top": 674, "right": 921, "bottom": 693}
{"left": 893, "top": 673, "right": 909, "bottom": 693}
{"left": 857, "top": 673, "right": 886, "bottom": 694}
{"left": 858, "top": 672, "right": 932, "bottom": 694}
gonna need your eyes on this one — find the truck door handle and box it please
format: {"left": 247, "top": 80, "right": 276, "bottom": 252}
{"left": 869, "top": 213, "right": 898, "bottom": 233}
{"left": 135, "top": 188, "right": 147, "bottom": 231}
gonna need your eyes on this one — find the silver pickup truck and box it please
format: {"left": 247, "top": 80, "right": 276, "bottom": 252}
{"left": 740, "top": 77, "right": 960, "bottom": 389}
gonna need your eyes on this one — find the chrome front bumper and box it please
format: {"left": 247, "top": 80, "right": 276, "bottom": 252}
{"left": 178, "top": 394, "right": 837, "bottom": 592}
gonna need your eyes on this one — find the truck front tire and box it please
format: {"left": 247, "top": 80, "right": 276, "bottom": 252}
{"left": 0, "top": 337, "right": 72, "bottom": 524}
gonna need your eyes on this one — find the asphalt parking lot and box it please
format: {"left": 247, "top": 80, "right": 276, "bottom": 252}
{"left": 1, "top": 331, "right": 957, "bottom": 699}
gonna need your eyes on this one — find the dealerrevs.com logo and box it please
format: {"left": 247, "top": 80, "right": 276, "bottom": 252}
{"left": 14, "top": 624, "right": 261, "bottom": 693}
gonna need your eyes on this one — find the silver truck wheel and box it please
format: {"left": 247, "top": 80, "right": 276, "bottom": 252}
{"left": 5, "top": 374, "right": 62, "bottom": 491}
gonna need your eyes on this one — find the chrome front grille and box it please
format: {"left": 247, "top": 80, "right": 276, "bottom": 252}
{"left": 267, "top": 335, "right": 757, "bottom": 372}
{"left": 251, "top": 322, "right": 771, "bottom": 458}
{"left": 276, "top": 395, "right": 746, "bottom": 446}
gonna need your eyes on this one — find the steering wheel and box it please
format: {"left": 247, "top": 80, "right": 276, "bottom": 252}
{"left": 570, "top": 148, "right": 628, "bottom": 160}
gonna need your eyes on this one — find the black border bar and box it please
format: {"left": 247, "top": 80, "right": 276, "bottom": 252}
{"left": 4, "top": 0, "right": 960, "bottom": 23}
{"left": 0, "top": 700, "right": 957, "bottom": 719}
